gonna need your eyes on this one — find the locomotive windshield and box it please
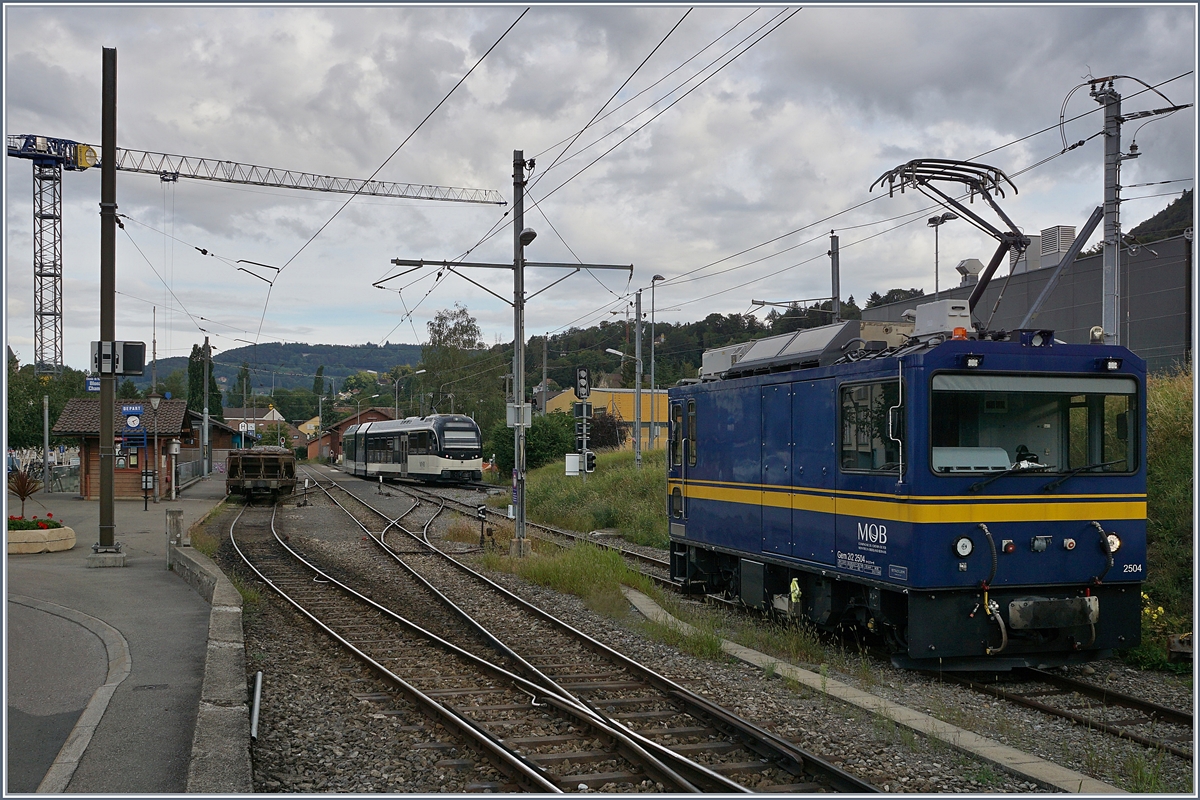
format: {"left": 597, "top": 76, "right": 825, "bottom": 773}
{"left": 930, "top": 374, "right": 1137, "bottom": 474}
{"left": 441, "top": 426, "right": 481, "bottom": 449}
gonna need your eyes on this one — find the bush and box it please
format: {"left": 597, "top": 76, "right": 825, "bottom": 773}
{"left": 1127, "top": 364, "right": 1193, "bottom": 668}
{"left": 485, "top": 412, "right": 575, "bottom": 474}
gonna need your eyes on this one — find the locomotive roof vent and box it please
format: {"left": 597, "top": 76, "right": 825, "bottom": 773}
{"left": 911, "top": 299, "right": 972, "bottom": 340}
{"left": 719, "top": 320, "right": 863, "bottom": 378}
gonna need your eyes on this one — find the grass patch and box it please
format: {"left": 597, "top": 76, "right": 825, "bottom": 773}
{"left": 481, "top": 541, "right": 653, "bottom": 621}
{"left": 524, "top": 448, "right": 668, "bottom": 547}
{"left": 638, "top": 616, "right": 726, "bottom": 660}
{"left": 230, "top": 572, "right": 261, "bottom": 606}
{"left": 1124, "top": 365, "right": 1193, "bottom": 670}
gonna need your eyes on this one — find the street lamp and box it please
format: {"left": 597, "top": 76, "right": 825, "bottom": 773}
{"left": 927, "top": 212, "right": 959, "bottom": 300}
{"left": 393, "top": 368, "right": 425, "bottom": 419}
{"left": 148, "top": 391, "right": 162, "bottom": 504}
{"left": 650, "top": 274, "right": 665, "bottom": 448}
{"left": 357, "top": 393, "right": 379, "bottom": 421}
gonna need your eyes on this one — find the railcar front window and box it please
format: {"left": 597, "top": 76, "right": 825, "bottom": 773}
{"left": 443, "top": 429, "right": 481, "bottom": 449}
{"left": 840, "top": 381, "right": 903, "bottom": 472}
{"left": 930, "top": 374, "right": 1137, "bottom": 474}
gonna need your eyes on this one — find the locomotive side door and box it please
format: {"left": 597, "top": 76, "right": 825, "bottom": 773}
{"left": 399, "top": 435, "right": 409, "bottom": 478}
{"left": 792, "top": 379, "right": 836, "bottom": 564}
{"left": 761, "top": 384, "right": 793, "bottom": 556}
{"left": 668, "top": 400, "right": 687, "bottom": 521}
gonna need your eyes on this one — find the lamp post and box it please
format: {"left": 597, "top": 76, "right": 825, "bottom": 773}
{"left": 927, "top": 212, "right": 959, "bottom": 300}
{"left": 148, "top": 391, "right": 162, "bottom": 503}
{"left": 394, "top": 368, "right": 425, "bottom": 418}
{"left": 650, "top": 274, "right": 664, "bottom": 448}
{"left": 606, "top": 347, "right": 643, "bottom": 468}
{"left": 357, "top": 393, "right": 379, "bottom": 422}
{"left": 412, "top": 371, "right": 427, "bottom": 419}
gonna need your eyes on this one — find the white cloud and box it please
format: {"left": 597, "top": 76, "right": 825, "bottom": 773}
{"left": 4, "top": 4, "right": 1194, "bottom": 371}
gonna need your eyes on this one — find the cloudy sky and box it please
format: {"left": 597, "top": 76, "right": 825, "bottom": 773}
{"left": 4, "top": 4, "right": 1195, "bottom": 372}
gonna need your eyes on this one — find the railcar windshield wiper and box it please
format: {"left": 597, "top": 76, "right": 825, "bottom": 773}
{"left": 1040, "top": 458, "right": 1127, "bottom": 492}
{"left": 967, "top": 459, "right": 1051, "bottom": 493}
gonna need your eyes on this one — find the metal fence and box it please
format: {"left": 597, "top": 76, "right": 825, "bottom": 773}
{"left": 176, "top": 459, "right": 205, "bottom": 484}
{"left": 46, "top": 464, "right": 79, "bottom": 494}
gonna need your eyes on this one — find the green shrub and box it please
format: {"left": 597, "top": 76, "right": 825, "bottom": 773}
{"left": 1142, "top": 367, "right": 1192, "bottom": 617}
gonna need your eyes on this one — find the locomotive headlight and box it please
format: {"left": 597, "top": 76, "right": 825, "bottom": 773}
{"left": 1105, "top": 533, "right": 1122, "bottom": 554}
{"left": 953, "top": 536, "right": 974, "bottom": 558}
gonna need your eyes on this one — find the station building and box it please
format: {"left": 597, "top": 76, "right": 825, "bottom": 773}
{"left": 52, "top": 398, "right": 238, "bottom": 499}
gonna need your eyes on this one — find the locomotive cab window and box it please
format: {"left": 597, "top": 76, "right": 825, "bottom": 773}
{"left": 840, "top": 380, "right": 903, "bottom": 472}
{"left": 930, "top": 374, "right": 1137, "bottom": 474}
{"left": 670, "top": 403, "right": 684, "bottom": 467}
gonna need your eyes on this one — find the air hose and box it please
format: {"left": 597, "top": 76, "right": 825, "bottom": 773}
{"left": 976, "top": 524, "right": 1007, "bottom": 654}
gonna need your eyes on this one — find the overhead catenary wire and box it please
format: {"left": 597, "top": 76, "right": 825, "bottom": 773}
{"left": 244, "top": 8, "right": 529, "bottom": 349}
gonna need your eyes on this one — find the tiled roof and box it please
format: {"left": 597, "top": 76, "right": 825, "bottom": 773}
{"left": 186, "top": 409, "right": 240, "bottom": 435}
{"left": 53, "top": 398, "right": 190, "bottom": 436}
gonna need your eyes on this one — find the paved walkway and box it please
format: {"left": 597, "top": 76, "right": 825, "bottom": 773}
{"left": 6, "top": 477, "right": 229, "bottom": 793}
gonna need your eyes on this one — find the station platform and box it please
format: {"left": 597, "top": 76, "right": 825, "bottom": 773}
{"left": 5, "top": 475, "right": 245, "bottom": 793}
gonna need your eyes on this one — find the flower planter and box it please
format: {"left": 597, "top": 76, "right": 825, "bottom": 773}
{"left": 7, "top": 525, "right": 76, "bottom": 554}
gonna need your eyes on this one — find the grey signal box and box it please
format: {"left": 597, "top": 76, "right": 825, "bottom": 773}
{"left": 91, "top": 341, "right": 146, "bottom": 375}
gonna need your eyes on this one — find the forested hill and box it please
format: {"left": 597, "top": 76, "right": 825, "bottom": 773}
{"left": 1128, "top": 189, "right": 1192, "bottom": 243}
{"left": 131, "top": 341, "right": 421, "bottom": 392}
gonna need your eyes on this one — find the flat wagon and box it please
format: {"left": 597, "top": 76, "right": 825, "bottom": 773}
{"left": 226, "top": 446, "right": 298, "bottom": 499}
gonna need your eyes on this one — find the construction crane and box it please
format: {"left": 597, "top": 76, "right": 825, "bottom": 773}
{"left": 7, "top": 133, "right": 507, "bottom": 374}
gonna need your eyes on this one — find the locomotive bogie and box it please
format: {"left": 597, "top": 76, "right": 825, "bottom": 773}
{"left": 668, "top": 320, "right": 1147, "bottom": 669}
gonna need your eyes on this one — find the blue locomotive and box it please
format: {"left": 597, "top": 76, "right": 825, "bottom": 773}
{"left": 666, "top": 300, "right": 1145, "bottom": 669}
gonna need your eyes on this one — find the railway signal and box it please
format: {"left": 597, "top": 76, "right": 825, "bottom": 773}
{"left": 575, "top": 367, "right": 591, "bottom": 400}
{"left": 584, "top": 450, "right": 596, "bottom": 473}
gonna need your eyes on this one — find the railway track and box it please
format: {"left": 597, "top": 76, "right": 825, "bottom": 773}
{"left": 298, "top": 469, "right": 878, "bottom": 793}
{"left": 928, "top": 667, "right": 1193, "bottom": 760}
{"left": 339, "top": 468, "right": 674, "bottom": 579}
{"left": 230, "top": 501, "right": 722, "bottom": 792}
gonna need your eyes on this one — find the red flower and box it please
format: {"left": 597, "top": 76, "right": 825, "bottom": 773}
{"left": 37, "top": 522, "right": 48, "bottom": 529}
{"left": 47, "top": 513, "right": 53, "bottom": 519}
{"left": 31, "top": 516, "right": 37, "bottom": 520}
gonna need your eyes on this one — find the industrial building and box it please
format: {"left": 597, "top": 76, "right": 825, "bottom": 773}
{"left": 861, "top": 229, "right": 1193, "bottom": 372}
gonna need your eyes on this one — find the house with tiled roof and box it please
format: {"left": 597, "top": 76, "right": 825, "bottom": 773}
{"left": 53, "top": 398, "right": 237, "bottom": 499}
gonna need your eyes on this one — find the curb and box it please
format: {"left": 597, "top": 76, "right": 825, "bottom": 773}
{"left": 7, "top": 595, "right": 132, "bottom": 794}
{"left": 169, "top": 542, "right": 253, "bottom": 793}
{"left": 622, "top": 587, "right": 1124, "bottom": 795}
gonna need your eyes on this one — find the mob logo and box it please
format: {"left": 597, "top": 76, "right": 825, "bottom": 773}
{"left": 857, "top": 522, "right": 887, "bottom": 544}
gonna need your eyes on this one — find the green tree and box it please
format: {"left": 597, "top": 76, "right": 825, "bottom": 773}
{"left": 5, "top": 352, "right": 90, "bottom": 449}
{"left": 865, "top": 288, "right": 925, "bottom": 309}
{"left": 421, "top": 304, "right": 490, "bottom": 418}
{"left": 485, "top": 412, "right": 574, "bottom": 474}
{"left": 161, "top": 369, "right": 187, "bottom": 402}
{"left": 117, "top": 379, "right": 141, "bottom": 399}
{"left": 186, "top": 344, "right": 204, "bottom": 416}
{"left": 230, "top": 362, "right": 251, "bottom": 406}
{"left": 341, "top": 370, "right": 380, "bottom": 395}
{"left": 186, "top": 343, "right": 224, "bottom": 421}
{"left": 312, "top": 365, "right": 325, "bottom": 396}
